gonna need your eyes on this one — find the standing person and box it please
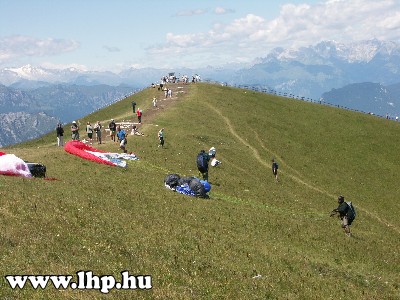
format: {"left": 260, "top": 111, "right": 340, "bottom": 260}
{"left": 330, "top": 195, "right": 354, "bottom": 237}
{"left": 119, "top": 136, "right": 128, "bottom": 153}
{"left": 209, "top": 147, "right": 221, "bottom": 167}
{"left": 94, "top": 121, "right": 102, "bottom": 144}
{"left": 117, "top": 126, "right": 126, "bottom": 142}
{"left": 196, "top": 150, "right": 210, "bottom": 181}
{"left": 71, "top": 121, "right": 80, "bottom": 140}
{"left": 131, "top": 101, "right": 136, "bottom": 113}
{"left": 109, "top": 119, "right": 116, "bottom": 142}
{"left": 56, "top": 123, "right": 64, "bottom": 147}
{"left": 272, "top": 159, "right": 279, "bottom": 182}
{"left": 137, "top": 108, "right": 142, "bottom": 124}
{"left": 158, "top": 128, "right": 165, "bottom": 148}
{"left": 152, "top": 97, "right": 157, "bottom": 108}
{"left": 86, "top": 122, "right": 93, "bottom": 144}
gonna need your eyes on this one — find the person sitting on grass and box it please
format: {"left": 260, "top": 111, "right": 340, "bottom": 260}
{"left": 131, "top": 125, "right": 144, "bottom": 136}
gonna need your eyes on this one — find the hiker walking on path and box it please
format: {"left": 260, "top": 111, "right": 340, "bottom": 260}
{"left": 109, "top": 119, "right": 116, "bottom": 142}
{"left": 94, "top": 121, "right": 102, "bottom": 144}
{"left": 158, "top": 128, "right": 165, "bottom": 148}
{"left": 56, "top": 123, "right": 64, "bottom": 146}
{"left": 197, "top": 150, "right": 210, "bottom": 181}
{"left": 71, "top": 121, "right": 80, "bottom": 140}
{"left": 330, "top": 195, "right": 356, "bottom": 237}
{"left": 272, "top": 159, "right": 279, "bottom": 182}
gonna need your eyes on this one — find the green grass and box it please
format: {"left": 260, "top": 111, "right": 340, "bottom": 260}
{"left": 1, "top": 83, "right": 399, "bottom": 299}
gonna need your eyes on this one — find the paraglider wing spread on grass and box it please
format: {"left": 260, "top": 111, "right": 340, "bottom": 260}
{"left": 64, "top": 140, "right": 139, "bottom": 167}
{"left": 165, "top": 174, "right": 211, "bottom": 199}
{"left": 0, "top": 152, "right": 32, "bottom": 177}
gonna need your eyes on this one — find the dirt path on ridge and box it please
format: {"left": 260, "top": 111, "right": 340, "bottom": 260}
{"left": 205, "top": 102, "right": 400, "bottom": 236}
{"left": 128, "top": 83, "right": 192, "bottom": 128}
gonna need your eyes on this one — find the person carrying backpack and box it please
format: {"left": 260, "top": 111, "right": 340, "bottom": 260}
{"left": 71, "top": 121, "right": 80, "bottom": 140}
{"left": 197, "top": 150, "right": 210, "bottom": 181}
{"left": 330, "top": 195, "right": 356, "bottom": 237}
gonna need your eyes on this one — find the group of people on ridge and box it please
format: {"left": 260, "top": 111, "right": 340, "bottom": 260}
{"left": 56, "top": 80, "right": 356, "bottom": 238}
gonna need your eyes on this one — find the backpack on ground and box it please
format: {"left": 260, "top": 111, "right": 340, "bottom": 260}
{"left": 25, "top": 162, "right": 46, "bottom": 178}
{"left": 346, "top": 201, "right": 356, "bottom": 224}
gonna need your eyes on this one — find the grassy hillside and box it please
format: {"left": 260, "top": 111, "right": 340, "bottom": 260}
{"left": 1, "top": 83, "right": 399, "bottom": 299}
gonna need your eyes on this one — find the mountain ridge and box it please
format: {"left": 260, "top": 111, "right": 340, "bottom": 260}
{"left": 1, "top": 82, "right": 399, "bottom": 299}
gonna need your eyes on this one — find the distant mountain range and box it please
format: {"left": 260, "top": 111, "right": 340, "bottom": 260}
{"left": 1, "top": 39, "right": 400, "bottom": 147}
{"left": 0, "top": 112, "right": 58, "bottom": 147}
{"left": 0, "top": 83, "right": 136, "bottom": 147}
{"left": 321, "top": 82, "right": 400, "bottom": 118}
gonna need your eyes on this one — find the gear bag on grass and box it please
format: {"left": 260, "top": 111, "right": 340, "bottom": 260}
{"left": 346, "top": 201, "right": 356, "bottom": 224}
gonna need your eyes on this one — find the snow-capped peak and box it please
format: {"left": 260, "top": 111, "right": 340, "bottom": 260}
{"left": 4, "top": 64, "right": 49, "bottom": 79}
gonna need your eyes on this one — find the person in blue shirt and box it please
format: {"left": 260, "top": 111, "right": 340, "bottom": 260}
{"left": 116, "top": 126, "right": 126, "bottom": 142}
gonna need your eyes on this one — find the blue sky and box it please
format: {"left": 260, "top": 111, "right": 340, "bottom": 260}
{"left": 1, "top": 0, "right": 400, "bottom": 72}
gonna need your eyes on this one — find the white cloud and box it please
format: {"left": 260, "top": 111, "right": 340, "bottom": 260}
{"left": 146, "top": 0, "right": 400, "bottom": 67}
{"left": 0, "top": 35, "right": 79, "bottom": 64}
{"left": 175, "top": 9, "right": 208, "bottom": 17}
{"left": 214, "top": 7, "right": 235, "bottom": 15}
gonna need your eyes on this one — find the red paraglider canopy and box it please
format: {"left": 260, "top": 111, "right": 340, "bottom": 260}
{"left": 64, "top": 140, "right": 116, "bottom": 166}
{"left": 64, "top": 140, "right": 139, "bottom": 167}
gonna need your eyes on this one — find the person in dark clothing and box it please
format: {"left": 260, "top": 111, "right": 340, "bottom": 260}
{"left": 272, "top": 159, "right": 279, "bottom": 182}
{"left": 109, "top": 119, "right": 116, "bottom": 142}
{"left": 56, "top": 123, "right": 64, "bottom": 146}
{"left": 330, "top": 195, "right": 352, "bottom": 237}
{"left": 197, "top": 150, "right": 210, "bottom": 181}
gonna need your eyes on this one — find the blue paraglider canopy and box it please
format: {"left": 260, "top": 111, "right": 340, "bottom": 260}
{"left": 164, "top": 174, "right": 212, "bottom": 198}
